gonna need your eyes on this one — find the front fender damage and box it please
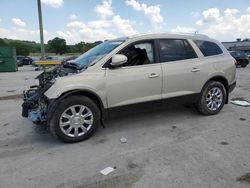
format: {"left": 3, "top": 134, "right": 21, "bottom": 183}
{"left": 22, "top": 64, "right": 80, "bottom": 124}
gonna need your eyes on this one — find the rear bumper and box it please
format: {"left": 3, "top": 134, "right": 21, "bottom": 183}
{"left": 229, "top": 81, "right": 236, "bottom": 93}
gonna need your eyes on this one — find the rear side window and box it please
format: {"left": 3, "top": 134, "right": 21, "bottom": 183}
{"left": 194, "top": 40, "right": 223, "bottom": 57}
{"left": 159, "top": 39, "right": 197, "bottom": 62}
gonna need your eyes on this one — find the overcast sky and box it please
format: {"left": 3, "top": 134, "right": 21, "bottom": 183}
{"left": 0, "top": 0, "right": 250, "bottom": 44}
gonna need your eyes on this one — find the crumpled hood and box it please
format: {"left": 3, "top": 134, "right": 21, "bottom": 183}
{"left": 36, "top": 64, "right": 81, "bottom": 88}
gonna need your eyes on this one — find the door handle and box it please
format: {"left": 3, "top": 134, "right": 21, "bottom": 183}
{"left": 191, "top": 68, "right": 200, "bottom": 72}
{"left": 148, "top": 73, "right": 159, "bottom": 78}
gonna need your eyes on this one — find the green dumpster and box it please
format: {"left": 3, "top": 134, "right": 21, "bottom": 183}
{"left": 0, "top": 46, "right": 17, "bottom": 72}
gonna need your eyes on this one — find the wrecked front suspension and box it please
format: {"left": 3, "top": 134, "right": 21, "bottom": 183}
{"left": 22, "top": 87, "right": 47, "bottom": 123}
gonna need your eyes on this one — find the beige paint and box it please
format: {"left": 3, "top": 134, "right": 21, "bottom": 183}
{"left": 106, "top": 64, "right": 162, "bottom": 107}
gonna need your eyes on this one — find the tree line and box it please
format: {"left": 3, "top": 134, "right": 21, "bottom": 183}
{"left": 0, "top": 37, "right": 102, "bottom": 56}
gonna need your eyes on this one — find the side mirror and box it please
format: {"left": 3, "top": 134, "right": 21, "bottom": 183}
{"left": 110, "top": 54, "right": 128, "bottom": 67}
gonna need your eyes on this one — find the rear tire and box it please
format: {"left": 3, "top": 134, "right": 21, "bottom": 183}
{"left": 197, "top": 81, "right": 226, "bottom": 115}
{"left": 50, "top": 95, "right": 100, "bottom": 143}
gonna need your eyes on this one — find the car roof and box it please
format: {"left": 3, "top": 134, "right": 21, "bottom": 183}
{"left": 111, "top": 33, "right": 211, "bottom": 42}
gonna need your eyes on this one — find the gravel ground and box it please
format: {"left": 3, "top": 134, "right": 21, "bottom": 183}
{"left": 0, "top": 65, "right": 249, "bottom": 188}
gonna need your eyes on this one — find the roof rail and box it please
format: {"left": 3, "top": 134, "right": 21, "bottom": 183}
{"left": 176, "top": 32, "right": 209, "bottom": 38}
{"left": 126, "top": 32, "right": 210, "bottom": 40}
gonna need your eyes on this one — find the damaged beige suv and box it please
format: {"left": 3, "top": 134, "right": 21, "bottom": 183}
{"left": 22, "top": 33, "right": 236, "bottom": 142}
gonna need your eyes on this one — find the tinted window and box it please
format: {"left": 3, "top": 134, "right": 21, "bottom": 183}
{"left": 194, "top": 40, "right": 223, "bottom": 57}
{"left": 159, "top": 39, "right": 197, "bottom": 62}
{"left": 183, "top": 40, "right": 198, "bottom": 59}
{"left": 119, "top": 42, "right": 154, "bottom": 67}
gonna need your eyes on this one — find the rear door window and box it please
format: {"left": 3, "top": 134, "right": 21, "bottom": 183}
{"left": 194, "top": 40, "right": 223, "bottom": 57}
{"left": 158, "top": 39, "right": 197, "bottom": 63}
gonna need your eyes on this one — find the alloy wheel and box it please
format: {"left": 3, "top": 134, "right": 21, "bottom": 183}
{"left": 59, "top": 105, "right": 93, "bottom": 137}
{"left": 206, "top": 87, "right": 223, "bottom": 111}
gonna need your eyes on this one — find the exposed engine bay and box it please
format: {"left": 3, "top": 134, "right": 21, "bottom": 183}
{"left": 22, "top": 63, "right": 80, "bottom": 124}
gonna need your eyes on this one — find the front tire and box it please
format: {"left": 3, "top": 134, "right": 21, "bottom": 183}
{"left": 197, "top": 81, "right": 226, "bottom": 115}
{"left": 50, "top": 95, "right": 100, "bottom": 143}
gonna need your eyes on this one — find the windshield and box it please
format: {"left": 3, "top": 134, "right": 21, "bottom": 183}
{"left": 231, "top": 51, "right": 246, "bottom": 57}
{"left": 236, "top": 51, "right": 245, "bottom": 56}
{"left": 73, "top": 40, "right": 124, "bottom": 68}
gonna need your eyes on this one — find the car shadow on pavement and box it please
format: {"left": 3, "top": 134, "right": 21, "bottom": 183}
{"left": 101, "top": 104, "right": 200, "bottom": 134}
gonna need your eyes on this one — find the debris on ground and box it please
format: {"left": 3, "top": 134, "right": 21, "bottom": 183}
{"left": 7, "top": 90, "right": 16, "bottom": 93}
{"left": 239, "top": 118, "right": 246, "bottom": 121}
{"left": 237, "top": 173, "right": 250, "bottom": 184}
{"left": 120, "top": 137, "right": 127, "bottom": 143}
{"left": 219, "top": 141, "right": 229, "bottom": 145}
{"left": 100, "top": 167, "right": 115, "bottom": 175}
{"left": 230, "top": 98, "right": 250, "bottom": 107}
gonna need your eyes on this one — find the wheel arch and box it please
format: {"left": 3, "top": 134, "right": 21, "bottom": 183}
{"left": 203, "top": 76, "right": 229, "bottom": 104}
{"left": 47, "top": 89, "right": 107, "bottom": 124}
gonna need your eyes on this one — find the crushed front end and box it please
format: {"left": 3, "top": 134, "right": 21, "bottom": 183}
{"left": 22, "top": 69, "right": 57, "bottom": 124}
{"left": 22, "top": 64, "right": 79, "bottom": 124}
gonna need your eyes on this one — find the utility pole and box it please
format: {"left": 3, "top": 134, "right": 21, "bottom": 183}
{"left": 37, "top": 0, "right": 45, "bottom": 60}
